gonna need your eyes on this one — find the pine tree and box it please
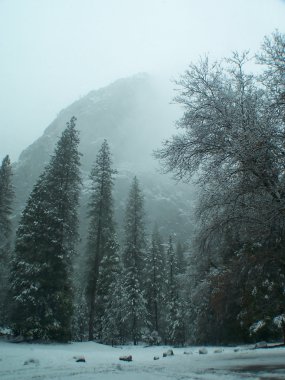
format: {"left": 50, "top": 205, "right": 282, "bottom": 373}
{"left": 145, "top": 225, "right": 165, "bottom": 340}
{"left": 85, "top": 140, "right": 117, "bottom": 341}
{"left": 122, "top": 177, "right": 148, "bottom": 345}
{"left": 93, "top": 237, "right": 120, "bottom": 341}
{"left": 176, "top": 241, "right": 187, "bottom": 275}
{"left": 164, "top": 235, "right": 185, "bottom": 345}
{"left": 10, "top": 117, "right": 81, "bottom": 341}
{"left": 0, "top": 155, "right": 14, "bottom": 325}
{"left": 99, "top": 250, "right": 127, "bottom": 345}
{"left": 72, "top": 287, "right": 89, "bottom": 342}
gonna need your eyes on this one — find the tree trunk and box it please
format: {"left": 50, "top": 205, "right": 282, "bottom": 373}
{"left": 155, "top": 301, "right": 158, "bottom": 332}
{"left": 88, "top": 293, "right": 95, "bottom": 341}
{"left": 133, "top": 314, "right": 137, "bottom": 345}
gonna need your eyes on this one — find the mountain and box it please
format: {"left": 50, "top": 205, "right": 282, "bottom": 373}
{"left": 13, "top": 73, "right": 196, "bottom": 243}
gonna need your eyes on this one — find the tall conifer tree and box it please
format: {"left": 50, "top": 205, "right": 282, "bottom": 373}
{"left": 164, "top": 235, "right": 185, "bottom": 345}
{"left": 98, "top": 249, "right": 126, "bottom": 345}
{"left": 0, "top": 155, "right": 14, "bottom": 324}
{"left": 122, "top": 177, "right": 148, "bottom": 345}
{"left": 85, "top": 140, "right": 117, "bottom": 341}
{"left": 176, "top": 241, "right": 187, "bottom": 275}
{"left": 145, "top": 225, "right": 165, "bottom": 338}
{"left": 10, "top": 117, "right": 81, "bottom": 341}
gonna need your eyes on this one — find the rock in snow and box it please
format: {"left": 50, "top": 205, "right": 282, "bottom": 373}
{"left": 163, "top": 349, "right": 174, "bottom": 357}
{"left": 0, "top": 341, "right": 285, "bottom": 380}
{"left": 119, "top": 355, "right": 132, "bottom": 362}
{"left": 199, "top": 348, "right": 208, "bottom": 355}
{"left": 74, "top": 356, "right": 86, "bottom": 363}
{"left": 153, "top": 356, "right": 160, "bottom": 360}
{"left": 23, "top": 358, "right": 39, "bottom": 365}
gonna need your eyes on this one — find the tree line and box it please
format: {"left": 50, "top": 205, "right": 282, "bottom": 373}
{"left": 0, "top": 118, "right": 187, "bottom": 344}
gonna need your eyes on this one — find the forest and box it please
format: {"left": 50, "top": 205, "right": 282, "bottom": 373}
{"left": 0, "top": 31, "right": 285, "bottom": 346}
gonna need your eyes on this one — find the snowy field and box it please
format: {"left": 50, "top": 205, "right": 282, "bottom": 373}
{"left": 0, "top": 340, "right": 285, "bottom": 380}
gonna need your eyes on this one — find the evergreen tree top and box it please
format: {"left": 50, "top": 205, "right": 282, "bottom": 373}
{"left": 0, "top": 155, "right": 13, "bottom": 185}
{"left": 124, "top": 176, "right": 145, "bottom": 235}
{"left": 90, "top": 139, "right": 117, "bottom": 182}
{"left": 166, "top": 235, "right": 179, "bottom": 284}
{"left": 87, "top": 139, "right": 117, "bottom": 222}
{"left": 125, "top": 177, "right": 144, "bottom": 213}
{"left": 0, "top": 154, "right": 14, "bottom": 217}
{"left": 47, "top": 116, "right": 81, "bottom": 177}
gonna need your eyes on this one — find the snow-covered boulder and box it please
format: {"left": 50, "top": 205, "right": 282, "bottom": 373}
{"left": 153, "top": 356, "right": 160, "bottom": 360}
{"left": 23, "top": 358, "right": 39, "bottom": 365}
{"left": 74, "top": 356, "right": 86, "bottom": 362}
{"left": 163, "top": 349, "right": 174, "bottom": 357}
{"left": 214, "top": 348, "right": 223, "bottom": 354}
{"left": 119, "top": 355, "right": 132, "bottom": 362}
{"left": 199, "top": 347, "right": 208, "bottom": 354}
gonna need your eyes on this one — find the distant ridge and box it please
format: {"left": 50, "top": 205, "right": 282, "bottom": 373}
{"left": 13, "top": 74, "right": 195, "bottom": 242}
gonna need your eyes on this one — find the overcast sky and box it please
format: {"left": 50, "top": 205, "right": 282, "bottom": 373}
{"left": 0, "top": 0, "right": 285, "bottom": 161}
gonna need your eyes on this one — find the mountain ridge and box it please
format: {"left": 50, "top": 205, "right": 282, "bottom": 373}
{"left": 13, "top": 73, "right": 195, "bottom": 242}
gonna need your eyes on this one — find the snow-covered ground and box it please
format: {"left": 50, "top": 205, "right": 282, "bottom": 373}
{"left": 0, "top": 340, "right": 285, "bottom": 380}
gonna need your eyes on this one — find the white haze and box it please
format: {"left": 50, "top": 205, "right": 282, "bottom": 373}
{"left": 0, "top": 0, "right": 285, "bottom": 161}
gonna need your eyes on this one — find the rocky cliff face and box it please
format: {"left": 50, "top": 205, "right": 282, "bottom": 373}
{"left": 13, "top": 74, "right": 196, "bottom": 242}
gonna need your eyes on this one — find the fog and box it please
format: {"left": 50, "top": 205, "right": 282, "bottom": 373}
{"left": 0, "top": 0, "right": 285, "bottom": 161}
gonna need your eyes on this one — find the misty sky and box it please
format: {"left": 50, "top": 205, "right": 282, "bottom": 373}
{"left": 0, "top": 0, "right": 285, "bottom": 161}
